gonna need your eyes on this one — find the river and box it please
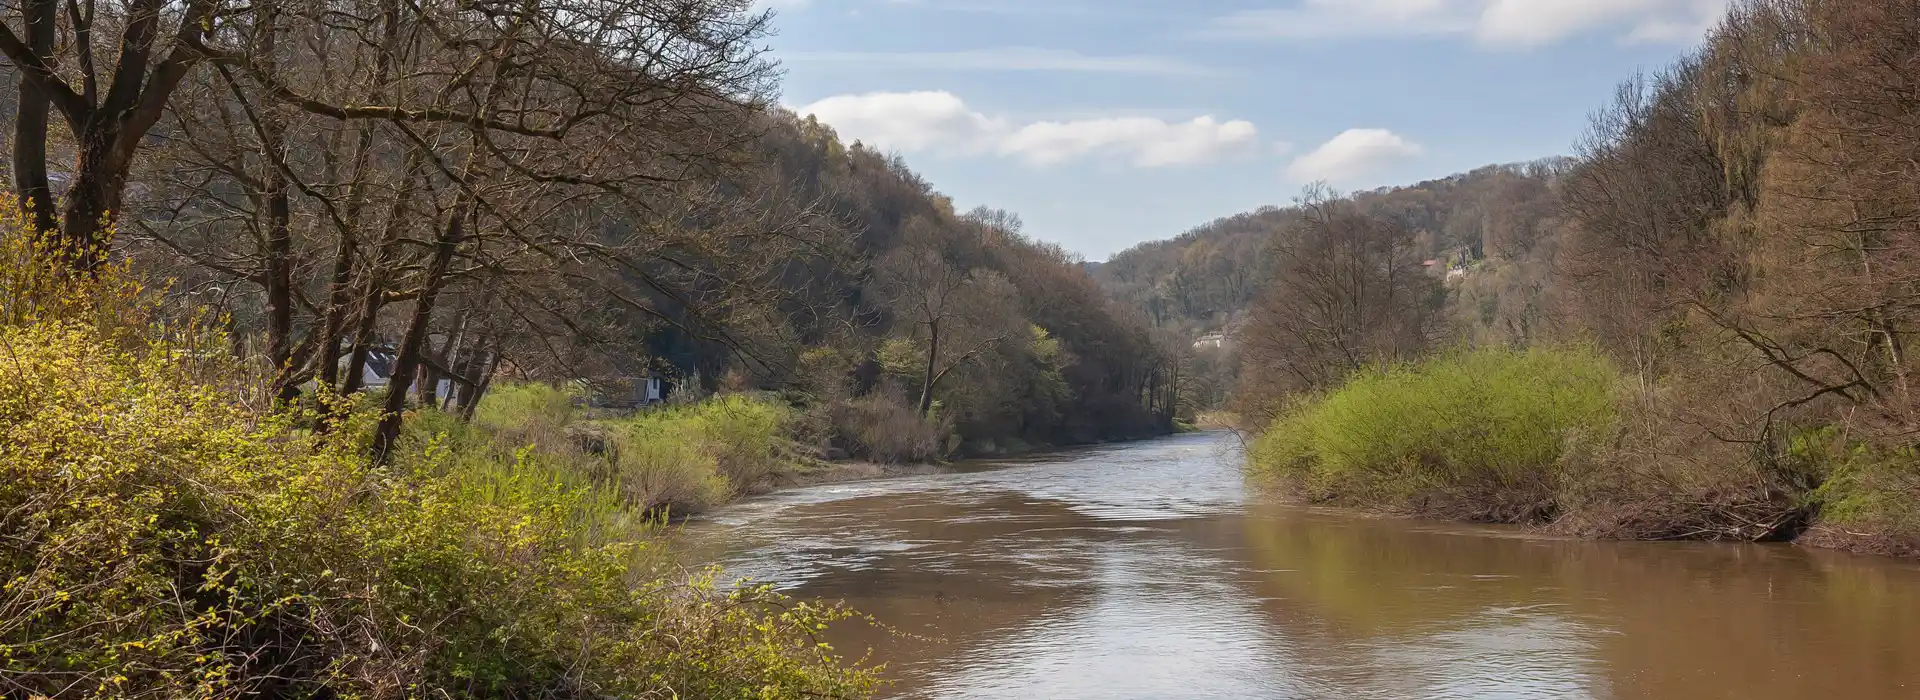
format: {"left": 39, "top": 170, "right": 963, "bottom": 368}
{"left": 684, "top": 432, "right": 1920, "bottom": 699}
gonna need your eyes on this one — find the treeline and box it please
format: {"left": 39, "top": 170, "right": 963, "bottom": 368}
{"left": 1222, "top": 0, "right": 1920, "bottom": 558}
{"left": 0, "top": 0, "right": 1169, "bottom": 461}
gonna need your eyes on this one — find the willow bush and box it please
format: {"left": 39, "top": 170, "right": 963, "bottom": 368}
{"left": 1247, "top": 347, "right": 1619, "bottom": 522}
{"left": 459, "top": 384, "right": 798, "bottom": 515}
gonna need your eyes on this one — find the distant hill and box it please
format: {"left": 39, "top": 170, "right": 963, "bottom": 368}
{"left": 1092, "top": 158, "right": 1571, "bottom": 338}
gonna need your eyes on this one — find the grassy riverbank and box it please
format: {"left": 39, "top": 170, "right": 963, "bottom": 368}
{"left": 427, "top": 383, "right": 963, "bottom": 518}
{"left": 1245, "top": 348, "right": 1920, "bottom": 558}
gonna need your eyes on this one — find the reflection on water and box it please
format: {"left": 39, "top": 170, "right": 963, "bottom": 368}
{"left": 684, "top": 433, "right": 1920, "bottom": 699}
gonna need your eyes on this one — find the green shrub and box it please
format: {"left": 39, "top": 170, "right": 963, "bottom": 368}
{"left": 604, "top": 430, "right": 734, "bottom": 515}
{"left": 599, "top": 394, "right": 792, "bottom": 511}
{"left": 1248, "top": 347, "right": 1618, "bottom": 521}
{"left": 1801, "top": 433, "right": 1920, "bottom": 554}
{"left": 474, "top": 382, "right": 580, "bottom": 436}
{"left": 0, "top": 224, "right": 874, "bottom": 698}
{"left": 453, "top": 387, "right": 800, "bottom": 515}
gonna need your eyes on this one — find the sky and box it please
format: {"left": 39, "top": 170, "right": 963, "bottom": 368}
{"left": 759, "top": 0, "right": 1730, "bottom": 260}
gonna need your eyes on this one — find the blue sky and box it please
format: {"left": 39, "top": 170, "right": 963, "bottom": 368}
{"left": 761, "top": 0, "right": 1728, "bottom": 260}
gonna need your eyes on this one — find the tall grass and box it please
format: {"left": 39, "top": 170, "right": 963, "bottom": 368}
{"left": 446, "top": 384, "right": 799, "bottom": 516}
{"left": 1248, "top": 347, "right": 1618, "bottom": 521}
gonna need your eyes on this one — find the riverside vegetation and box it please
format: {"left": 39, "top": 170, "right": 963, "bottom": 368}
{"left": 1107, "top": 0, "right": 1920, "bottom": 558}
{"left": 0, "top": 222, "right": 876, "bottom": 697}
{"left": 0, "top": 0, "right": 1181, "bottom": 697}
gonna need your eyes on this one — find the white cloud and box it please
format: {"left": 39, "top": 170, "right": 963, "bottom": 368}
{"left": 796, "top": 91, "right": 1263, "bottom": 168}
{"left": 1476, "top": 0, "right": 1726, "bottom": 46}
{"left": 1203, "top": 0, "right": 1467, "bottom": 40}
{"left": 782, "top": 47, "right": 1213, "bottom": 76}
{"left": 1284, "top": 129, "right": 1425, "bottom": 184}
{"left": 797, "top": 91, "right": 1007, "bottom": 154}
{"left": 1204, "top": 0, "right": 1729, "bottom": 47}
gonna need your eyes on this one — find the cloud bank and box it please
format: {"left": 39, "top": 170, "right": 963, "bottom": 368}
{"left": 1205, "top": 0, "right": 1730, "bottom": 47}
{"left": 798, "top": 91, "right": 1262, "bottom": 168}
{"left": 783, "top": 47, "right": 1213, "bottom": 76}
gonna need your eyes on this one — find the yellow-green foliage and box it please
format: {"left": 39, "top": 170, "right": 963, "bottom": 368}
{"left": 473, "top": 382, "right": 582, "bottom": 443}
{"left": 0, "top": 222, "right": 873, "bottom": 696}
{"left": 1799, "top": 429, "right": 1920, "bottom": 545}
{"left": 1248, "top": 347, "right": 1618, "bottom": 519}
{"left": 606, "top": 394, "right": 791, "bottom": 511}
{"left": 454, "top": 384, "right": 797, "bottom": 515}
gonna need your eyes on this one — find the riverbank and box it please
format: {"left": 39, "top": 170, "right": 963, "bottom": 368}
{"left": 463, "top": 384, "right": 1178, "bottom": 521}
{"left": 762, "top": 460, "right": 954, "bottom": 491}
{"left": 1243, "top": 348, "right": 1920, "bottom": 561}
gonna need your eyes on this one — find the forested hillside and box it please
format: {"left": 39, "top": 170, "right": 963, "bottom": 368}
{"left": 1230, "top": 0, "right": 1920, "bottom": 559}
{"left": 1096, "top": 159, "right": 1567, "bottom": 412}
{"left": 743, "top": 115, "right": 1172, "bottom": 452}
{"left": 48, "top": 29, "right": 1175, "bottom": 461}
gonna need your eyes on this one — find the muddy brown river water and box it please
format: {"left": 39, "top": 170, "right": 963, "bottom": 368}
{"left": 685, "top": 432, "right": 1920, "bottom": 699}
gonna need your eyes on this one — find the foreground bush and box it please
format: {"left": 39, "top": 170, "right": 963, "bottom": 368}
{"left": 0, "top": 323, "right": 874, "bottom": 697}
{"left": 1248, "top": 347, "right": 1618, "bottom": 521}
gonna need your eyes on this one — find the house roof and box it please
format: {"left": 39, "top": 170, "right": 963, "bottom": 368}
{"left": 336, "top": 348, "right": 399, "bottom": 379}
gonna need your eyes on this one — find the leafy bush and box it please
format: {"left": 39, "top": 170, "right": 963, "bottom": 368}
{"left": 451, "top": 386, "right": 799, "bottom": 515}
{"left": 1791, "top": 431, "right": 1920, "bottom": 556}
{"left": 604, "top": 430, "right": 734, "bottom": 515}
{"left": 473, "top": 382, "right": 582, "bottom": 447}
{"left": 594, "top": 393, "right": 789, "bottom": 512}
{"left": 0, "top": 321, "right": 875, "bottom": 698}
{"left": 1248, "top": 347, "right": 1618, "bottom": 521}
{"left": 0, "top": 215, "right": 875, "bottom": 697}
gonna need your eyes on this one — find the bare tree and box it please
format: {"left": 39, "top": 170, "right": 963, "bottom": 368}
{"left": 1237, "top": 186, "right": 1445, "bottom": 415}
{"left": 0, "top": 0, "right": 222, "bottom": 268}
{"left": 875, "top": 234, "right": 1023, "bottom": 417}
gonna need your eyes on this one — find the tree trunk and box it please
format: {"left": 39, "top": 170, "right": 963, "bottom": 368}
{"left": 263, "top": 164, "right": 294, "bottom": 378}
{"left": 256, "top": 1, "right": 296, "bottom": 399}
{"left": 317, "top": 232, "right": 358, "bottom": 390}
{"left": 340, "top": 158, "right": 418, "bottom": 395}
{"left": 11, "top": 0, "right": 55, "bottom": 237}
{"left": 57, "top": 136, "right": 128, "bottom": 271}
{"left": 445, "top": 339, "right": 475, "bottom": 412}
{"left": 341, "top": 289, "right": 383, "bottom": 395}
{"left": 317, "top": 1, "right": 398, "bottom": 391}
{"left": 370, "top": 201, "right": 467, "bottom": 462}
{"left": 918, "top": 320, "right": 940, "bottom": 417}
{"left": 418, "top": 362, "right": 440, "bottom": 408}
{"left": 460, "top": 344, "right": 501, "bottom": 420}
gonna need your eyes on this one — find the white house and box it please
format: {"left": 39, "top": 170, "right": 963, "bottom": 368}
{"left": 336, "top": 348, "right": 454, "bottom": 397}
{"left": 583, "top": 373, "right": 673, "bottom": 409}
